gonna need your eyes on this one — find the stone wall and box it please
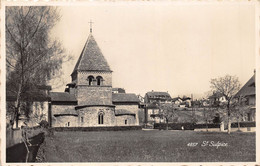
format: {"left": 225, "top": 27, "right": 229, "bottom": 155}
{"left": 77, "top": 71, "right": 112, "bottom": 86}
{"left": 115, "top": 115, "right": 136, "bottom": 126}
{"left": 51, "top": 105, "right": 77, "bottom": 127}
{"left": 77, "top": 86, "right": 112, "bottom": 105}
{"left": 51, "top": 105, "right": 76, "bottom": 115}
{"left": 52, "top": 115, "right": 78, "bottom": 127}
{"left": 78, "top": 106, "right": 116, "bottom": 127}
{"left": 114, "top": 104, "right": 139, "bottom": 125}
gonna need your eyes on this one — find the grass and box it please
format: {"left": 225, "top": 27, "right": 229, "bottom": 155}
{"left": 40, "top": 130, "right": 255, "bottom": 162}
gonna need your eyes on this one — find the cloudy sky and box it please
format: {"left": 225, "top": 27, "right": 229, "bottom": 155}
{"left": 50, "top": 2, "right": 256, "bottom": 99}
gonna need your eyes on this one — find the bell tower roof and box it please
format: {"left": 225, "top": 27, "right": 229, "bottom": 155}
{"left": 71, "top": 33, "right": 112, "bottom": 75}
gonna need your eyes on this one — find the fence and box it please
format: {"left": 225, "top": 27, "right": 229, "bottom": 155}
{"left": 6, "top": 126, "right": 43, "bottom": 148}
{"left": 52, "top": 125, "right": 142, "bottom": 132}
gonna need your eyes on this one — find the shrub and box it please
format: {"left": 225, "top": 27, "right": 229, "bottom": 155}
{"left": 154, "top": 123, "right": 195, "bottom": 130}
{"left": 231, "top": 121, "right": 256, "bottom": 128}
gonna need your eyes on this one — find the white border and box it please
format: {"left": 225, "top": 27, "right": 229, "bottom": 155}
{"left": 1, "top": 1, "right": 259, "bottom": 166}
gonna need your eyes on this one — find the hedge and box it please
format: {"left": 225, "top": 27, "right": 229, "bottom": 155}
{"left": 231, "top": 121, "right": 256, "bottom": 128}
{"left": 194, "top": 123, "right": 221, "bottom": 129}
{"left": 51, "top": 125, "right": 142, "bottom": 132}
{"left": 154, "top": 123, "right": 195, "bottom": 130}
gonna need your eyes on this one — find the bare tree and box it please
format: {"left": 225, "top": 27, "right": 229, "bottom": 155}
{"left": 6, "top": 6, "right": 71, "bottom": 128}
{"left": 230, "top": 95, "right": 249, "bottom": 131}
{"left": 210, "top": 75, "right": 240, "bottom": 134}
{"left": 159, "top": 103, "right": 178, "bottom": 130}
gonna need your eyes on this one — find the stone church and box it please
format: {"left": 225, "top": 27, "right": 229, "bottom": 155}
{"left": 49, "top": 30, "right": 140, "bottom": 127}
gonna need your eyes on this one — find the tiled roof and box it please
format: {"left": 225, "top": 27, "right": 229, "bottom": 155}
{"left": 146, "top": 103, "right": 159, "bottom": 109}
{"left": 53, "top": 109, "right": 78, "bottom": 116}
{"left": 145, "top": 91, "right": 171, "bottom": 99}
{"left": 50, "top": 92, "right": 77, "bottom": 102}
{"left": 235, "top": 74, "right": 255, "bottom": 97}
{"left": 172, "top": 97, "right": 182, "bottom": 102}
{"left": 71, "top": 34, "right": 111, "bottom": 75}
{"left": 6, "top": 90, "right": 50, "bottom": 101}
{"left": 112, "top": 93, "right": 140, "bottom": 103}
{"left": 115, "top": 109, "right": 136, "bottom": 116}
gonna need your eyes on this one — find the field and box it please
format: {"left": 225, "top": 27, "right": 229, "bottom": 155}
{"left": 39, "top": 130, "right": 255, "bottom": 162}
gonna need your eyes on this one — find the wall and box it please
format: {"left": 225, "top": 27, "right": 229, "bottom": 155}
{"left": 77, "top": 86, "right": 112, "bottom": 105}
{"left": 51, "top": 105, "right": 77, "bottom": 127}
{"left": 248, "top": 96, "right": 255, "bottom": 105}
{"left": 114, "top": 104, "right": 139, "bottom": 125}
{"left": 115, "top": 115, "right": 136, "bottom": 126}
{"left": 52, "top": 115, "right": 78, "bottom": 127}
{"left": 77, "top": 71, "right": 112, "bottom": 86}
{"left": 78, "top": 106, "right": 116, "bottom": 127}
{"left": 6, "top": 127, "right": 43, "bottom": 148}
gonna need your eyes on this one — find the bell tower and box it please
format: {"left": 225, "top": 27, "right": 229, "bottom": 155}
{"left": 70, "top": 28, "right": 113, "bottom": 106}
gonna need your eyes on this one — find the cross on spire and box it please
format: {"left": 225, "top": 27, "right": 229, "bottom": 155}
{"left": 89, "top": 20, "right": 94, "bottom": 33}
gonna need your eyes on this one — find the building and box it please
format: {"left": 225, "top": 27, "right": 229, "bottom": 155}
{"left": 112, "top": 88, "right": 126, "bottom": 94}
{"left": 6, "top": 85, "right": 51, "bottom": 128}
{"left": 144, "top": 91, "right": 171, "bottom": 124}
{"left": 49, "top": 30, "right": 140, "bottom": 127}
{"left": 234, "top": 72, "right": 256, "bottom": 121}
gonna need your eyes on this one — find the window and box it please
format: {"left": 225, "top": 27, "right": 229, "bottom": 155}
{"left": 125, "top": 120, "right": 127, "bottom": 125}
{"left": 67, "top": 122, "right": 70, "bottom": 127}
{"left": 96, "top": 76, "right": 103, "bottom": 86}
{"left": 87, "top": 76, "right": 94, "bottom": 85}
{"left": 81, "top": 117, "right": 84, "bottom": 123}
{"left": 98, "top": 112, "right": 104, "bottom": 124}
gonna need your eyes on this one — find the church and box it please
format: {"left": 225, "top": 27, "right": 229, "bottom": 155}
{"left": 49, "top": 28, "right": 140, "bottom": 127}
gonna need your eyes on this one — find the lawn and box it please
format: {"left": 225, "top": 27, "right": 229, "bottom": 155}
{"left": 39, "top": 130, "right": 255, "bottom": 162}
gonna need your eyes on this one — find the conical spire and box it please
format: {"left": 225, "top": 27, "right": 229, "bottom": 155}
{"left": 71, "top": 34, "right": 112, "bottom": 75}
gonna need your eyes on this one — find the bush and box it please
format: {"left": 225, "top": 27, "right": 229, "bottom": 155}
{"left": 194, "top": 123, "right": 221, "bottom": 129}
{"left": 51, "top": 126, "right": 142, "bottom": 132}
{"left": 154, "top": 123, "right": 195, "bottom": 130}
{"left": 231, "top": 121, "right": 255, "bottom": 128}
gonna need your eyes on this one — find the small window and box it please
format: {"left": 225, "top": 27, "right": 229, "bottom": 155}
{"left": 87, "top": 76, "right": 94, "bottom": 85}
{"left": 68, "top": 122, "right": 70, "bottom": 127}
{"left": 96, "top": 76, "right": 103, "bottom": 86}
{"left": 81, "top": 117, "right": 84, "bottom": 123}
{"left": 98, "top": 112, "right": 104, "bottom": 124}
{"left": 125, "top": 120, "right": 127, "bottom": 125}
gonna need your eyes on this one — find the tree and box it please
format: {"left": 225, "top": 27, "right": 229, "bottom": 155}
{"left": 230, "top": 95, "right": 249, "bottom": 131}
{"left": 6, "top": 6, "right": 70, "bottom": 128}
{"left": 158, "top": 103, "right": 178, "bottom": 130}
{"left": 210, "top": 75, "right": 241, "bottom": 134}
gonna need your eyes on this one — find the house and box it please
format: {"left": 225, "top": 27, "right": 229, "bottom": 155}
{"left": 172, "top": 97, "right": 182, "bottom": 107}
{"left": 112, "top": 88, "right": 126, "bottom": 94}
{"left": 234, "top": 72, "right": 256, "bottom": 121}
{"left": 49, "top": 30, "right": 140, "bottom": 127}
{"left": 6, "top": 85, "right": 51, "bottom": 128}
{"left": 144, "top": 91, "right": 171, "bottom": 124}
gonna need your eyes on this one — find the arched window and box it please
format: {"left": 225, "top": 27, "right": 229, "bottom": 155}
{"left": 96, "top": 76, "right": 103, "bottom": 86}
{"left": 87, "top": 76, "right": 94, "bottom": 85}
{"left": 98, "top": 112, "right": 104, "bottom": 124}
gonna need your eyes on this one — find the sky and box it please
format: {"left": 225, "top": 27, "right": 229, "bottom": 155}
{"left": 50, "top": 2, "right": 256, "bottom": 99}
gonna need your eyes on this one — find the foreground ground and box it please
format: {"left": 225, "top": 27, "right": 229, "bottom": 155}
{"left": 39, "top": 130, "right": 255, "bottom": 162}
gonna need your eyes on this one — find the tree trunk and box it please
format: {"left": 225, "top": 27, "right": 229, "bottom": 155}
{"left": 227, "top": 111, "right": 231, "bottom": 134}
{"left": 13, "top": 83, "right": 22, "bottom": 129}
{"left": 237, "top": 118, "right": 240, "bottom": 131}
{"left": 166, "top": 119, "right": 169, "bottom": 130}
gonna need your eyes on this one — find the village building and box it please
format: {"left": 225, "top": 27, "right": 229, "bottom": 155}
{"left": 144, "top": 91, "right": 171, "bottom": 124}
{"left": 234, "top": 71, "right": 256, "bottom": 121}
{"left": 49, "top": 30, "right": 141, "bottom": 127}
